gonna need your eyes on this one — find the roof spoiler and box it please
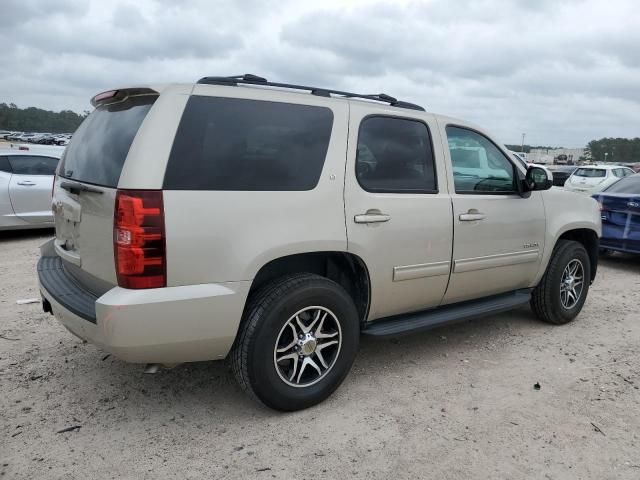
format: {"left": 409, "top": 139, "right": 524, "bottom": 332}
{"left": 90, "top": 87, "right": 158, "bottom": 107}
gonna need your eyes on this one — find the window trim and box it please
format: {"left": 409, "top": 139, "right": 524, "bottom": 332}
{"left": 355, "top": 114, "right": 439, "bottom": 195}
{"left": 7, "top": 155, "right": 59, "bottom": 176}
{"left": 445, "top": 124, "right": 522, "bottom": 196}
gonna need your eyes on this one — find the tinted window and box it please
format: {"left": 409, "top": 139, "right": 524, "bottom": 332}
{"left": 59, "top": 95, "right": 156, "bottom": 187}
{"left": 604, "top": 175, "right": 640, "bottom": 194}
{"left": 164, "top": 96, "right": 334, "bottom": 191}
{"left": 574, "top": 168, "right": 606, "bottom": 178}
{"left": 446, "top": 126, "right": 515, "bottom": 194}
{"left": 8, "top": 155, "right": 58, "bottom": 175}
{"left": 613, "top": 168, "right": 624, "bottom": 178}
{"left": 356, "top": 116, "right": 436, "bottom": 193}
{"left": 0, "top": 156, "right": 11, "bottom": 173}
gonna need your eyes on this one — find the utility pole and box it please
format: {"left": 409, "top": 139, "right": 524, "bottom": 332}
{"left": 521, "top": 133, "right": 526, "bottom": 153}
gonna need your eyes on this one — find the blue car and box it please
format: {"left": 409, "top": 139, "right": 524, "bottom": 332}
{"left": 593, "top": 173, "right": 640, "bottom": 254}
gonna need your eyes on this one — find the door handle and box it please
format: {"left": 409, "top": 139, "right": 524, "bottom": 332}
{"left": 17, "top": 181, "right": 36, "bottom": 186}
{"left": 459, "top": 210, "right": 485, "bottom": 221}
{"left": 354, "top": 210, "right": 391, "bottom": 224}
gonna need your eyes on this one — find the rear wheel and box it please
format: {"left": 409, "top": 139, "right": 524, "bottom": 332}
{"left": 531, "top": 240, "right": 590, "bottom": 325}
{"left": 230, "top": 274, "right": 359, "bottom": 411}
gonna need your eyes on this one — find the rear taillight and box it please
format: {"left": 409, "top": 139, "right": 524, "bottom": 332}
{"left": 114, "top": 190, "right": 166, "bottom": 289}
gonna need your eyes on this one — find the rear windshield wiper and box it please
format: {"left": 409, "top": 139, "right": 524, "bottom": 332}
{"left": 60, "top": 180, "right": 103, "bottom": 194}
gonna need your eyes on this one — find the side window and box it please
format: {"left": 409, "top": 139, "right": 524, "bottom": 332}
{"left": 8, "top": 156, "right": 58, "bottom": 175}
{"left": 356, "top": 116, "right": 436, "bottom": 193}
{"left": 0, "top": 156, "right": 11, "bottom": 173}
{"left": 446, "top": 126, "right": 516, "bottom": 194}
{"left": 624, "top": 168, "right": 634, "bottom": 177}
{"left": 164, "top": 96, "right": 334, "bottom": 191}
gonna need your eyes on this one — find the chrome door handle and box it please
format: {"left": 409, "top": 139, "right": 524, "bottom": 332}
{"left": 354, "top": 210, "right": 391, "bottom": 224}
{"left": 459, "top": 211, "right": 485, "bottom": 221}
{"left": 17, "top": 181, "right": 36, "bottom": 186}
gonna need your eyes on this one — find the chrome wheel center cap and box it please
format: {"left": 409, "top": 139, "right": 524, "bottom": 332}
{"left": 298, "top": 333, "right": 317, "bottom": 356}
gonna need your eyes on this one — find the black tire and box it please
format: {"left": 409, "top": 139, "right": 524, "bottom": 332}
{"left": 230, "top": 273, "right": 359, "bottom": 411}
{"left": 531, "top": 240, "right": 590, "bottom": 325}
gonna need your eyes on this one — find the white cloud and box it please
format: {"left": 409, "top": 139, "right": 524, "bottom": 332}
{"left": 0, "top": 0, "right": 638, "bottom": 146}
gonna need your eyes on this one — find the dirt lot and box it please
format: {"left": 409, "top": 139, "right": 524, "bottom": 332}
{"left": 1, "top": 231, "right": 639, "bottom": 479}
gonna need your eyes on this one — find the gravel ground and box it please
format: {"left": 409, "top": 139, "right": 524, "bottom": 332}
{"left": 1, "top": 230, "right": 640, "bottom": 479}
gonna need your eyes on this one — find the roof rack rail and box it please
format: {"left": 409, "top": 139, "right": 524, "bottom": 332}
{"left": 196, "top": 74, "right": 425, "bottom": 112}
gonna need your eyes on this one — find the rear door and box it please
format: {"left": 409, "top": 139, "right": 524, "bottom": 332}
{"left": 345, "top": 105, "right": 453, "bottom": 320}
{"left": 7, "top": 155, "right": 58, "bottom": 224}
{"left": 52, "top": 92, "right": 158, "bottom": 287}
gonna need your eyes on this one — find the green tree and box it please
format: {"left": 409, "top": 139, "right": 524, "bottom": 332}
{"left": 0, "top": 103, "right": 88, "bottom": 133}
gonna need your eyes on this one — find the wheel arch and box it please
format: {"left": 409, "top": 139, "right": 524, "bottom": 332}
{"left": 248, "top": 251, "right": 371, "bottom": 325}
{"left": 555, "top": 228, "right": 599, "bottom": 282}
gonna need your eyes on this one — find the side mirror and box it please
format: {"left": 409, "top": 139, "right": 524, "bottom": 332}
{"left": 524, "top": 166, "right": 553, "bottom": 191}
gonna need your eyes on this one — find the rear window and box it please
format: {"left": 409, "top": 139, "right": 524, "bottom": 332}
{"left": 163, "top": 96, "right": 334, "bottom": 191}
{"left": 604, "top": 175, "right": 640, "bottom": 194}
{"left": 59, "top": 95, "right": 156, "bottom": 187}
{"left": 574, "top": 168, "right": 606, "bottom": 178}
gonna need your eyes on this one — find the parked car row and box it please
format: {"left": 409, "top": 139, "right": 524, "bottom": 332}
{"left": 1, "top": 130, "right": 72, "bottom": 146}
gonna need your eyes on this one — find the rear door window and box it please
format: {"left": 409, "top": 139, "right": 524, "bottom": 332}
{"left": 356, "top": 116, "right": 437, "bottom": 193}
{"left": 8, "top": 155, "right": 58, "bottom": 175}
{"left": 59, "top": 95, "right": 156, "bottom": 187}
{"left": 164, "top": 96, "right": 334, "bottom": 191}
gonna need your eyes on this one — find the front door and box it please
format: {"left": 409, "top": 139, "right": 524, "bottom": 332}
{"left": 7, "top": 155, "right": 58, "bottom": 224}
{"left": 345, "top": 105, "right": 453, "bottom": 321}
{"left": 440, "top": 125, "right": 545, "bottom": 304}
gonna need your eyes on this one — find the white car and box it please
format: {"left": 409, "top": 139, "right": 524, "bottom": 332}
{"left": 564, "top": 165, "right": 634, "bottom": 195}
{"left": 0, "top": 149, "right": 61, "bottom": 230}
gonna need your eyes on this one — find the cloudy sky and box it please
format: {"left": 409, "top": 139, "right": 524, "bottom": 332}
{"left": 1, "top": 0, "right": 638, "bottom": 146}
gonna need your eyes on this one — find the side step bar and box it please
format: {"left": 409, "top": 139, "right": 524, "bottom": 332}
{"left": 362, "top": 289, "right": 532, "bottom": 337}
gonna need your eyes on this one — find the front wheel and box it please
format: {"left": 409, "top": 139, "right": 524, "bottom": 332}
{"left": 531, "top": 240, "right": 591, "bottom": 325}
{"left": 230, "top": 274, "right": 359, "bottom": 411}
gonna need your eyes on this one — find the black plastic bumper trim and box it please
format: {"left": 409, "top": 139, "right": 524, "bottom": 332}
{"left": 37, "top": 256, "right": 98, "bottom": 323}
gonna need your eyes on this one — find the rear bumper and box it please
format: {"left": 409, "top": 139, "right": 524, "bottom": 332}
{"left": 38, "top": 250, "right": 251, "bottom": 363}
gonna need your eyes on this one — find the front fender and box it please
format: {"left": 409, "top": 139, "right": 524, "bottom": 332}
{"left": 533, "top": 188, "right": 601, "bottom": 285}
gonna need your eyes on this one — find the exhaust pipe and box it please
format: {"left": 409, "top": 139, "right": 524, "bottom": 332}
{"left": 143, "top": 363, "right": 161, "bottom": 374}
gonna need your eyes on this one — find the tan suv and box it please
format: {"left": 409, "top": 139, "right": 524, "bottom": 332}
{"left": 38, "top": 75, "right": 601, "bottom": 411}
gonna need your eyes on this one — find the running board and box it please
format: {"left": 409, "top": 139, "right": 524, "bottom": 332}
{"left": 362, "top": 289, "right": 531, "bottom": 337}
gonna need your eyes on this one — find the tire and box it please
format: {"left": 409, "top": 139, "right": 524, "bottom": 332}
{"left": 531, "top": 240, "right": 590, "bottom": 325}
{"left": 230, "top": 273, "right": 360, "bottom": 411}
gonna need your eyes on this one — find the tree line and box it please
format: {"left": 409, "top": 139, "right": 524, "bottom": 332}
{"left": 585, "top": 138, "right": 640, "bottom": 163}
{"left": 0, "top": 103, "right": 88, "bottom": 134}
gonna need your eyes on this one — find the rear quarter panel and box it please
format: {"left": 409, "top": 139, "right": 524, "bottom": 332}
{"left": 162, "top": 88, "right": 350, "bottom": 285}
